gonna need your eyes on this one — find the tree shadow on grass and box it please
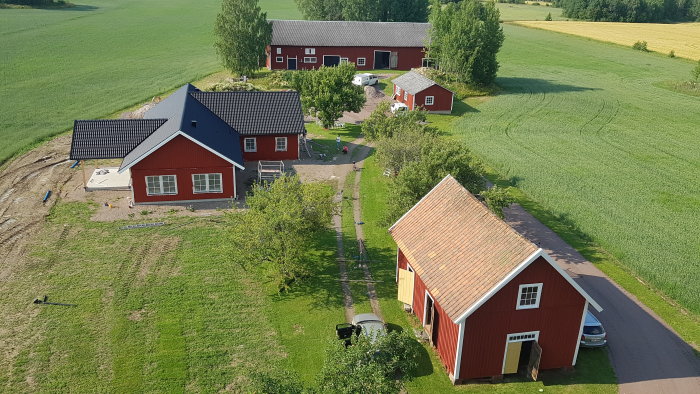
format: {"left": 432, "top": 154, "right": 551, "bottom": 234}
{"left": 35, "top": 4, "right": 98, "bottom": 11}
{"left": 495, "top": 77, "right": 601, "bottom": 95}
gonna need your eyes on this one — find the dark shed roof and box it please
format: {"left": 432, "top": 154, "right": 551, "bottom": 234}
{"left": 70, "top": 119, "right": 166, "bottom": 160}
{"left": 191, "top": 91, "right": 305, "bottom": 136}
{"left": 270, "top": 20, "right": 430, "bottom": 47}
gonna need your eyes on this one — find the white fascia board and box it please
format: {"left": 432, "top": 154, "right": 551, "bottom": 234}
{"left": 118, "top": 131, "right": 245, "bottom": 174}
{"left": 540, "top": 250, "right": 603, "bottom": 312}
{"left": 453, "top": 249, "right": 542, "bottom": 324}
{"left": 388, "top": 174, "right": 453, "bottom": 232}
{"left": 453, "top": 319, "right": 465, "bottom": 382}
{"left": 572, "top": 300, "right": 588, "bottom": 365}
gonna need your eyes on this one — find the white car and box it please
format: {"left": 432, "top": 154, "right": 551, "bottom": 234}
{"left": 352, "top": 73, "right": 379, "bottom": 86}
{"left": 390, "top": 102, "right": 409, "bottom": 114}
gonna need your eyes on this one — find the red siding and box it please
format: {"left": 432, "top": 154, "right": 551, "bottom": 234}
{"left": 394, "top": 83, "right": 453, "bottom": 113}
{"left": 459, "top": 257, "right": 586, "bottom": 380}
{"left": 131, "top": 135, "right": 236, "bottom": 203}
{"left": 241, "top": 134, "right": 299, "bottom": 161}
{"left": 268, "top": 46, "right": 425, "bottom": 71}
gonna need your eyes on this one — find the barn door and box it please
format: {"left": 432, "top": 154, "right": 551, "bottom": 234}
{"left": 397, "top": 268, "right": 414, "bottom": 305}
{"left": 424, "top": 295, "right": 435, "bottom": 345}
{"left": 389, "top": 52, "right": 398, "bottom": 69}
{"left": 527, "top": 341, "right": 542, "bottom": 381}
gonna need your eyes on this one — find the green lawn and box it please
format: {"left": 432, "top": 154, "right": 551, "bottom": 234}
{"left": 496, "top": 2, "right": 567, "bottom": 21}
{"left": 0, "top": 0, "right": 301, "bottom": 164}
{"left": 453, "top": 24, "right": 700, "bottom": 317}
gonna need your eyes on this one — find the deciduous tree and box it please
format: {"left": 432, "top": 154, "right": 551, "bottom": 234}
{"left": 214, "top": 0, "right": 272, "bottom": 77}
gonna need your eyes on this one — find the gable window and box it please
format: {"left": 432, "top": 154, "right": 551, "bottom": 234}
{"left": 146, "top": 175, "right": 177, "bottom": 196}
{"left": 357, "top": 57, "right": 366, "bottom": 66}
{"left": 403, "top": 91, "right": 408, "bottom": 101}
{"left": 305, "top": 48, "right": 315, "bottom": 55}
{"left": 193, "top": 173, "right": 222, "bottom": 193}
{"left": 516, "top": 283, "right": 543, "bottom": 310}
{"left": 275, "top": 56, "right": 283, "bottom": 63}
{"left": 303, "top": 57, "right": 317, "bottom": 63}
{"left": 275, "top": 137, "right": 287, "bottom": 152}
{"left": 425, "top": 96, "right": 434, "bottom": 106}
{"left": 276, "top": 47, "right": 282, "bottom": 55}
{"left": 244, "top": 137, "right": 257, "bottom": 152}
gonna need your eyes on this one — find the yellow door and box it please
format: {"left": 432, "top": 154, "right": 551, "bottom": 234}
{"left": 397, "top": 269, "right": 415, "bottom": 305}
{"left": 503, "top": 341, "right": 522, "bottom": 374}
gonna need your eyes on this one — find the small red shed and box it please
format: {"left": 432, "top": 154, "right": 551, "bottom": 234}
{"left": 392, "top": 71, "right": 453, "bottom": 114}
{"left": 390, "top": 175, "right": 602, "bottom": 383}
{"left": 267, "top": 20, "right": 430, "bottom": 71}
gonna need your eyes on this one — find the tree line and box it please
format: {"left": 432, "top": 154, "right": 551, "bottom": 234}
{"left": 556, "top": 0, "right": 700, "bottom": 22}
{"left": 295, "top": 0, "right": 429, "bottom": 22}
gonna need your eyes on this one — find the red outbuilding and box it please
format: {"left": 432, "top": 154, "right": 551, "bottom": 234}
{"left": 390, "top": 175, "right": 602, "bottom": 383}
{"left": 70, "top": 84, "right": 305, "bottom": 204}
{"left": 267, "top": 20, "right": 430, "bottom": 71}
{"left": 392, "top": 71, "right": 454, "bottom": 114}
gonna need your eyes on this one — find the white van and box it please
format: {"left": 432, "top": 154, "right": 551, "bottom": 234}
{"left": 352, "top": 73, "right": 379, "bottom": 86}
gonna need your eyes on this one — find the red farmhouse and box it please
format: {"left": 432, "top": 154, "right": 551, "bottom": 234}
{"left": 69, "top": 84, "right": 304, "bottom": 204}
{"left": 391, "top": 175, "right": 602, "bottom": 383}
{"left": 267, "top": 20, "right": 430, "bottom": 71}
{"left": 392, "top": 71, "right": 454, "bottom": 114}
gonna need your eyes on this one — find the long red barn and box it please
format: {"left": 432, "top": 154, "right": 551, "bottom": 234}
{"left": 390, "top": 175, "right": 602, "bottom": 383}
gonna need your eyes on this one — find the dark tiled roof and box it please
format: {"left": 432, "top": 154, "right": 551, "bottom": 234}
{"left": 70, "top": 119, "right": 166, "bottom": 160}
{"left": 191, "top": 91, "right": 305, "bottom": 136}
{"left": 270, "top": 20, "right": 429, "bottom": 47}
{"left": 121, "top": 84, "right": 244, "bottom": 171}
{"left": 392, "top": 71, "right": 438, "bottom": 94}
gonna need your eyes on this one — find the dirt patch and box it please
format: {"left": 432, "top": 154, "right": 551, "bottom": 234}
{"left": 128, "top": 309, "right": 146, "bottom": 322}
{"left": 338, "top": 77, "right": 392, "bottom": 125}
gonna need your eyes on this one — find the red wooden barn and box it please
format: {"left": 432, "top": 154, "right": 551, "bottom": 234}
{"left": 267, "top": 20, "right": 430, "bottom": 71}
{"left": 392, "top": 71, "right": 454, "bottom": 114}
{"left": 390, "top": 175, "right": 602, "bottom": 383}
{"left": 69, "top": 84, "right": 305, "bottom": 204}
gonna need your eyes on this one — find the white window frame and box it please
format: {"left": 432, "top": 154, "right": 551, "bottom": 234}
{"left": 244, "top": 137, "right": 257, "bottom": 152}
{"left": 357, "top": 57, "right": 366, "bottom": 66}
{"left": 305, "top": 48, "right": 315, "bottom": 55}
{"left": 275, "top": 56, "right": 283, "bottom": 63}
{"left": 303, "top": 57, "right": 317, "bottom": 63}
{"left": 275, "top": 137, "right": 288, "bottom": 152}
{"left": 396, "top": 86, "right": 402, "bottom": 96}
{"left": 192, "top": 173, "right": 223, "bottom": 194}
{"left": 145, "top": 175, "right": 177, "bottom": 196}
{"left": 276, "top": 47, "right": 282, "bottom": 55}
{"left": 403, "top": 91, "right": 408, "bottom": 101}
{"left": 425, "top": 96, "right": 435, "bottom": 106}
{"left": 516, "top": 283, "right": 543, "bottom": 310}
{"left": 340, "top": 57, "right": 349, "bottom": 64}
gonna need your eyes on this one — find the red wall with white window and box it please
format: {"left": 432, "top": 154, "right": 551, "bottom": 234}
{"left": 394, "top": 83, "right": 453, "bottom": 113}
{"left": 130, "top": 135, "right": 236, "bottom": 204}
{"left": 393, "top": 84, "right": 416, "bottom": 109}
{"left": 240, "top": 134, "right": 299, "bottom": 161}
{"left": 458, "top": 256, "right": 586, "bottom": 380}
{"left": 267, "top": 45, "right": 426, "bottom": 71}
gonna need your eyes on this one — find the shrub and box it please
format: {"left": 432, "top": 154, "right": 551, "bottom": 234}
{"left": 205, "top": 80, "right": 260, "bottom": 92}
{"left": 692, "top": 59, "right": 700, "bottom": 81}
{"left": 668, "top": 50, "right": 675, "bottom": 58}
{"left": 545, "top": 12, "right": 552, "bottom": 20}
{"left": 632, "top": 40, "right": 649, "bottom": 52}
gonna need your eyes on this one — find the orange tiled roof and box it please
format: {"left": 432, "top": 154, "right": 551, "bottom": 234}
{"left": 389, "top": 175, "right": 539, "bottom": 322}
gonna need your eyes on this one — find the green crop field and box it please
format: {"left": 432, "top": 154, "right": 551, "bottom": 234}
{"left": 496, "top": 3, "right": 567, "bottom": 21}
{"left": 454, "top": 24, "right": 700, "bottom": 314}
{"left": 0, "top": 0, "right": 300, "bottom": 165}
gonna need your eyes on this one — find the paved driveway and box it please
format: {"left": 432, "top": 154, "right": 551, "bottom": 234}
{"left": 504, "top": 205, "right": 700, "bottom": 394}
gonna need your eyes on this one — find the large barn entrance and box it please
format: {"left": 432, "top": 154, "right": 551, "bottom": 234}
{"left": 323, "top": 55, "right": 341, "bottom": 67}
{"left": 374, "top": 51, "right": 390, "bottom": 69}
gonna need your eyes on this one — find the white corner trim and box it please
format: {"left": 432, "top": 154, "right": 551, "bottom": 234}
{"left": 572, "top": 301, "right": 588, "bottom": 366}
{"left": 395, "top": 246, "right": 400, "bottom": 282}
{"left": 540, "top": 250, "right": 603, "bottom": 312}
{"left": 453, "top": 249, "right": 542, "bottom": 324}
{"left": 453, "top": 320, "right": 465, "bottom": 382}
{"left": 388, "top": 174, "right": 453, "bottom": 232}
{"left": 422, "top": 290, "right": 434, "bottom": 326}
{"left": 119, "top": 130, "right": 244, "bottom": 174}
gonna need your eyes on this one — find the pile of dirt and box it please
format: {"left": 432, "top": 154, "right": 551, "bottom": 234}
{"left": 364, "top": 85, "right": 384, "bottom": 99}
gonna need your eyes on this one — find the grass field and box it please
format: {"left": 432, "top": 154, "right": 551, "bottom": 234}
{"left": 0, "top": 0, "right": 301, "bottom": 165}
{"left": 453, "top": 23, "right": 700, "bottom": 315}
{"left": 497, "top": 3, "right": 567, "bottom": 21}
{"left": 513, "top": 21, "right": 700, "bottom": 60}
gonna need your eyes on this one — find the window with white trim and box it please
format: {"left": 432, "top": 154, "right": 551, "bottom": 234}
{"left": 303, "top": 57, "right": 317, "bottom": 63}
{"left": 425, "top": 96, "right": 434, "bottom": 106}
{"left": 340, "top": 57, "right": 349, "bottom": 64}
{"left": 146, "top": 175, "right": 177, "bottom": 196}
{"left": 244, "top": 137, "right": 257, "bottom": 152}
{"left": 305, "top": 48, "right": 315, "bottom": 55}
{"left": 507, "top": 332, "right": 538, "bottom": 342}
{"left": 357, "top": 57, "right": 366, "bottom": 66}
{"left": 396, "top": 87, "right": 402, "bottom": 96}
{"left": 275, "top": 137, "right": 287, "bottom": 151}
{"left": 516, "top": 283, "right": 543, "bottom": 310}
{"left": 403, "top": 91, "right": 408, "bottom": 100}
{"left": 275, "top": 56, "right": 283, "bottom": 63}
{"left": 192, "top": 173, "right": 222, "bottom": 193}
{"left": 276, "top": 47, "right": 282, "bottom": 55}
